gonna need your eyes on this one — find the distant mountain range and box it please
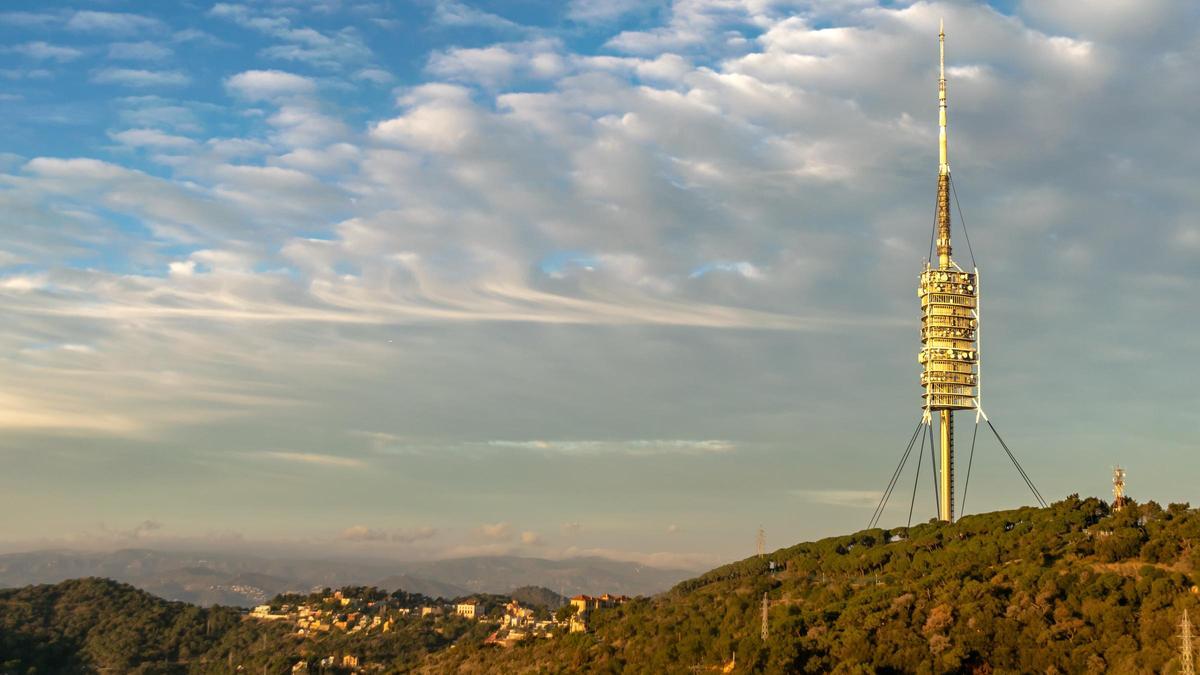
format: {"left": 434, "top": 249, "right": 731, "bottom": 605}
{"left": 0, "top": 549, "right": 691, "bottom": 606}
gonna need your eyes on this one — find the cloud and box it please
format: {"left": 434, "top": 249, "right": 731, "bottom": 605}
{"left": 338, "top": 524, "right": 437, "bottom": 543}
{"left": 561, "top": 522, "right": 583, "bottom": 536}
{"left": 520, "top": 530, "right": 543, "bottom": 545}
{"left": 225, "top": 69, "right": 317, "bottom": 100}
{"left": 66, "top": 11, "right": 165, "bottom": 35}
{"left": 91, "top": 68, "right": 189, "bottom": 88}
{"left": 108, "top": 41, "right": 173, "bottom": 61}
{"left": 0, "top": 12, "right": 58, "bottom": 28}
{"left": 561, "top": 545, "right": 717, "bottom": 570}
{"left": 477, "top": 522, "right": 513, "bottom": 540}
{"left": 427, "top": 39, "right": 567, "bottom": 87}
{"left": 5, "top": 42, "right": 84, "bottom": 62}
{"left": 485, "top": 439, "right": 736, "bottom": 455}
{"left": 431, "top": 0, "right": 527, "bottom": 33}
{"left": 0, "top": 69, "right": 53, "bottom": 81}
{"left": 567, "top": 0, "right": 654, "bottom": 23}
{"left": 792, "top": 489, "right": 882, "bottom": 509}
{"left": 354, "top": 67, "right": 394, "bottom": 85}
{"left": 258, "top": 451, "right": 366, "bottom": 468}
{"left": 209, "top": 3, "right": 372, "bottom": 70}
{"left": 109, "top": 128, "right": 196, "bottom": 149}
{"left": 126, "top": 519, "right": 164, "bottom": 539}
{"left": 2, "top": 0, "right": 1200, "bottom": 563}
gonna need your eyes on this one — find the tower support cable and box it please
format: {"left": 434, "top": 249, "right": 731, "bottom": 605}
{"left": 986, "top": 419, "right": 1047, "bottom": 507}
{"left": 869, "top": 419, "right": 925, "bottom": 529}
{"left": 907, "top": 421, "right": 929, "bottom": 527}
{"left": 949, "top": 175, "right": 976, "bottom": 269}
{"left": 959, "top": 419, "right": 980, "bottom": 515}
{"left": 928, "top": 422, "right": 941, "bottom": 519}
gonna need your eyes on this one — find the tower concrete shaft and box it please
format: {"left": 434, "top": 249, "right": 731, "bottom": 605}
{"left": 940, "top": 411, "right": 954, "bottom": 521}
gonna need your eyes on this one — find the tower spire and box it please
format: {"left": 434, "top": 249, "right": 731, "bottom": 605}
{"left": 938, "top": 18, "right": 948, "bottom": 178}
{"left": 935, "top": 18, "right": 952, "bottom": 268}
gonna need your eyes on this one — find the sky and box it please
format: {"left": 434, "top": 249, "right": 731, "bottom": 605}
{"left": 0, "top": 0, "right": 1198, "bottom": 571}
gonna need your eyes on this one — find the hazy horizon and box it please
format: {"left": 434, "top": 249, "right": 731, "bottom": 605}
{"left": 1, "top": 0, "right": 1198, "bottom": 573}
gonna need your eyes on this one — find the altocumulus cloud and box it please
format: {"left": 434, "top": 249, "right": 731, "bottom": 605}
{"left": 1, "top": 0, "right": 1198, "bottom": 560}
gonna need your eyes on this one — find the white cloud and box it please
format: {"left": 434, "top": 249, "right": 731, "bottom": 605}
{"left": 225, "top": 69, "right": 317, "bottom": 100}
{"left": 209, "top": 3, "right": 372, "bottom": 70}
{"left": 272, "top": 143, "right": 360, "bottom": 173}
{"left": 792, "top": 489, "right": 882, "bottom": 509}
{"left": 110, "top": 128, "right": 196, "bottom": 149}
{"left": 66, "top": 11, "right": 165, "bottom": 35}
{"left": 561, "top": 545, "right": 717, "bottom": 570}
{"left": 478, "top": 522, "right": 513, "bottom": 540}
{"left": 427, "top": 39, "right": 567, "bottom": 87}
{"left": 108, "top": 41, "right": 173, "bottom": 61}
{"left": 5, "top": 42, "right": 84, "bottom": 62}
{"left": 91, "top": 68, "right": 189, "bottom": 88}
{"left": 266, "top": 105, "right": 348, "bottom": 147}
{"left": 567, "top": 0, "right": 652, "bottom": 23}
{"left": 0, "top": 12, "right": 57, "bottom": 28}
{"left": 258, "top": 451, "right": 366, "bottom": 468}
{"left": 354, "top": 67, "right": 394, "bottom": 85}
{"left": 485, "top": 439, "right": 736, "bottom": 455}
{"left": 431, "top": 0, "right": 527, "bottom": 33}
{"left": 0, "top": 68, "right": 53, "bottom": 81}
{"left": 0, "top": 274, "right": 48, "bottom": 292}
{"left": 339, "top": 524, "right": 437, "bottom": 543}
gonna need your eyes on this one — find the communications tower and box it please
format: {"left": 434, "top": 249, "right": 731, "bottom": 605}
{"left": 1113, "top": 467, "right": 1128, "bottom": 511}
{"left": 1182, "top": 609, "right": 1195, "bottom": 675}
{"left": 868, "top": 23, "right": 1045, "bottom": 530}
{"left": 918, "top": 19, "right": 977, "bottom": 522}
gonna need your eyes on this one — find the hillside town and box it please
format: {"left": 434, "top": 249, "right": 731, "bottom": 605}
{"left": 246, "top": 587, "right": 631, "bottom": 672}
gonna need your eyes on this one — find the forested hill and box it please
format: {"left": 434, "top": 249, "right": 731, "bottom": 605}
{"left": 4, "top": 497, "right": 1200, "bottom": 673}
{"left": 0, "top": 577, "right": 258, "bottom": 673}
{"left": 0, "top": 577, "right": 482, "bottom": 674}
{"left": 431, "top": 495, "right": 1200, "bottom": 674}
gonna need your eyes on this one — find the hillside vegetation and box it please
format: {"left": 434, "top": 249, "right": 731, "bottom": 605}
{"left": 3, "top": 496, "right": 1199, "bottom": 674}
{"left": 431, "top": 495, "right": 1200, "bottom": 674}
{"left": 0, "top": 578, "right": 483, "bottom": 673}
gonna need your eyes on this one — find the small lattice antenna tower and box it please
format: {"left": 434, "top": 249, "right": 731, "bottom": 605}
{"left": 1113, "top": 466, "right": 1127, "bottom": 511}
{"left": 761, "top": 592, "right": 769, "bottom": 641}
{"left": 757, "top": 526, "right": 765, "bottom": 558}
{"left": 1182, "top": 608, "right": 1195, "bottom": 675}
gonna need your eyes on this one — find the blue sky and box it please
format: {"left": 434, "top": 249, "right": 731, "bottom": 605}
{"left": 1, "top": 0, "right": 1198, "bottom": 569}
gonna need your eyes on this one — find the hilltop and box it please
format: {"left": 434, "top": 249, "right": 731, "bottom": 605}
{"left": 2, "top": 496, "right": 1199, "bottom": 673}
{"left": 430, "top": 495, "right": 1200, "bottom": 673}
